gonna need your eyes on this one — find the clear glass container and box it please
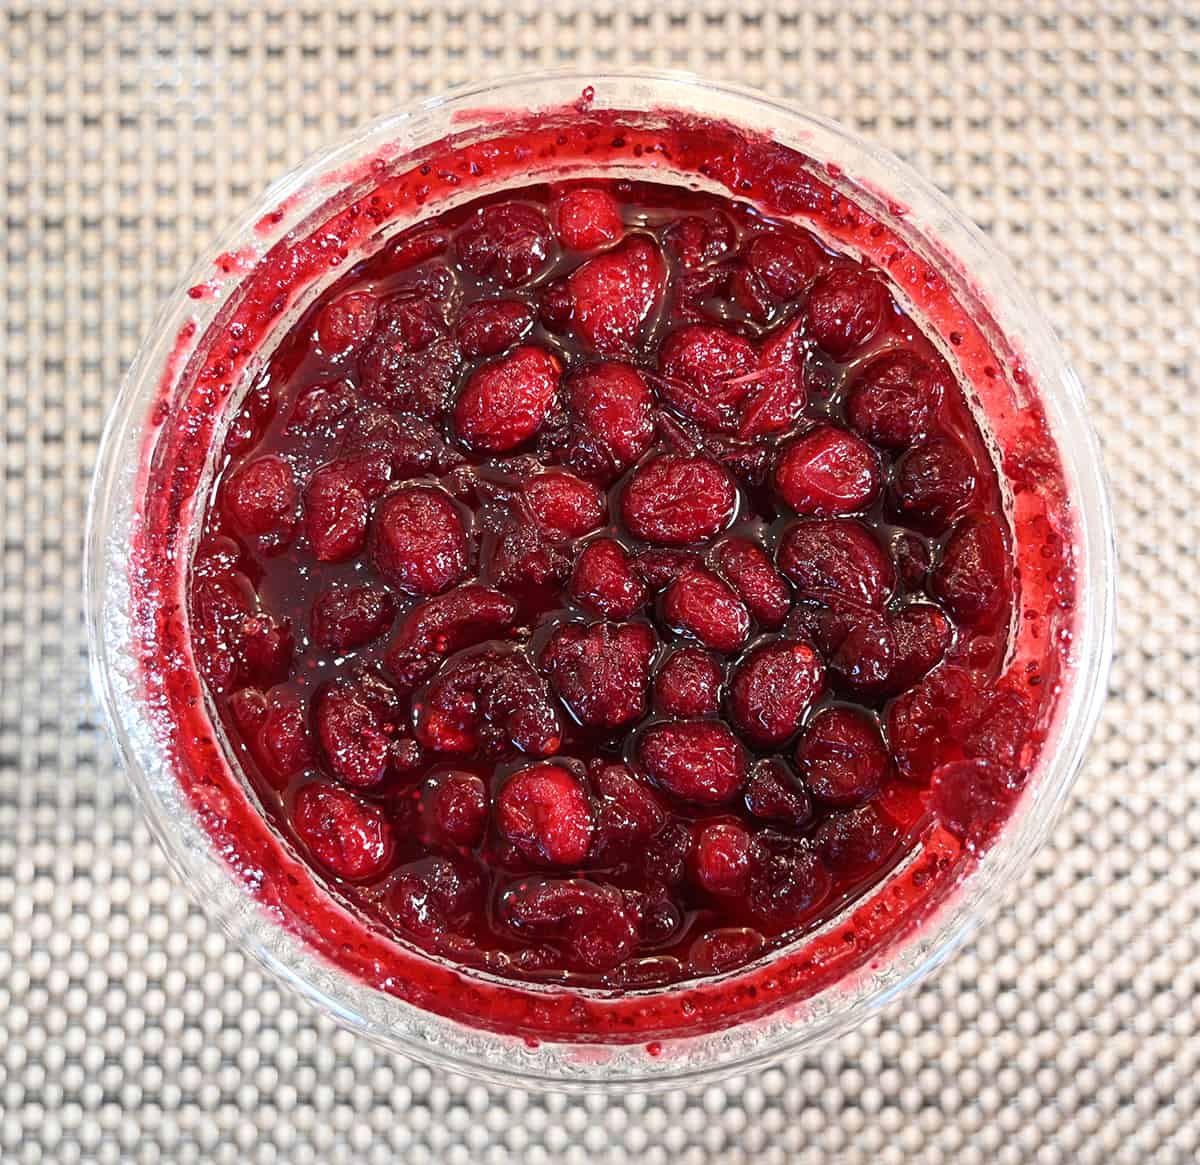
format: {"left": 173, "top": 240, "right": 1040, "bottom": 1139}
{"left": 86, "top": 69, "right": 1115, "bottom": 1091}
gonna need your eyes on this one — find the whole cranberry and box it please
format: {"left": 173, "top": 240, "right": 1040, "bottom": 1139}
{"left": 745, "top": 229, "right": 824, "bottom": 298}
{"left": 591, "top": 764, "right": 667, "bottom": 858}
{"left": 454, "top": 345, "right": 562, "bottom": 453}
{"left": 496, "top": 763, "right": 595, "bottom": 867}
{"left": 419, "top": 770, "right": 488, "bottom": 849}
{"left": 555, "top": 187, "right": 624, "bottom": 250}
{"left": 390, "top": 855, "right": 483, "bottom": 935}
{"left": 815, "top": 803, "right": 900, "bottom": 879}
{"left": 287, "top": 379, "right": 355, "bottom": 436}
{"left": 569, "top": 538, "right": 648, "bottom": 620}
{"left": 637, "top": 720, "right": 748, "bottom": 805}
{"left": 728, "top": 640, "right": 825, "bottom": 747}
{"left": 844, "top": 350, "right": 944, "bottom": 448}
{"left": 663, "top": 213, "right": 737, "bottom": 268}
{"left": 691, "top": 820, "right": 752, "bottom": 896}
{"left": 311, "top": 583, "right": 397, "bottom": 652}
{"left": 497, "top": 878, "right": 638, "bottom": 972}
{"left": 522, "top": 469, "right": 606, "bottom": 540}
{"left": 747, "top": 832, "right": 832, "bottom": 929}
{"left": 314, "top": 679, "right": 397, "bottom": 788}
{"left": 657, "top": 324, "right": 759, "bottom": 433}
{"left": 539, "top": 621, "right": 658, "bottom": 730}
{"left": 456, "top": 298, "right": 535, "bottom": 358}
{"left": 743, "top": 758, "right": 813, "bottom": 828}
{"left": 773, "top": 425, "right": 881, "bottom": 516}
{"left": 303, "top": 457, "right": 387, "bottom": 563}
{"left": 621, "top": 454, "right": 738, "bottom": 546}
{"left": 292, "top": 782, "right": 395, "bottom": 882}
{"left": 889, "top": 603, "right": 953, "bottom": 690}
{"left": 931, "top": 516, "right": 1008, "bottom": 626}
{"left": 737, "top": 316, "right": 807, "bottom": 438}
{"left": 370, "top": 486, "right": 469, "bottom": 597}
{"left": 632, "top": 547, "right": 703, "bottom": 591}
{"left": 663, "top": 566, "right": 751, "bottom": 653}
{"left": 886, "top": 665, "right": 981, "bottom": 784}
{"left": 453, "top": 202, "right": 554, "bottom": 287}
{"left": 221, "top": 454, "right": 298, "bottom": 552}
{"left": 563, "top": 362, "right": 655, "bottom": 480}
{"left": 688, "top": 928, "right": 765, "bottom": 975}
{"left": 796, "top": 706, "right": 890, "bottom": 806}
{"left": 563, "top": 236, "right": 665, "bottom": 352}
{"left": 653, "top": 647, "right": 723, "bottom": 717}
{"left": 890, "top": 437, "right": 977, "bottom": 532}
{"left": 315, "top": 290, "right": 379, "bottom": 357}
{"left": 776, "top": 518, "right": 895, "bottom": 609}
{"left": 712, "top": 537, "right": 791, "bottom": 629}
{"left": 256, "top": 695, "right": 316, "bottom": 787}
{"left": 804, "top": 266, "right": 888, "bottom": 359}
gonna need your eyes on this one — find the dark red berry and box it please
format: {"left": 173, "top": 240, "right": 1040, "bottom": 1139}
{"left": 539, "top": 621, "right": 658, "bottom": 729}
{"left": 563, "top": 236, "right": 665, "bottom": 352}
{"left": 776, "top": 518, "right": 895, "bottom": 609}
{"left": 663, "top": 566, "right": 751, "bottom": 653}
{"left": 805, "top": 266, "right": 888, "bottom": 358}
{"left": 622, "top": 454, "right": 738, "bottom": 546}
{"left": 456, "top": 298, "right": 535, "bottom": 358}
{"left": 454, "top": 345, "right": 562, "bottom": 453}
{"left": 496, "top": 763, "right": 595, "bottom": 866}
{"left": 222, "top": 455, "right": 298, "bottom": 551}
{"left": 569, "top": 538, "right": 647, "bottom": 619}
{"left": 773, "top": 425, "right": 880, "bottom": 516}
{"left": 691, "top": 820, "right": 752, "bottom": 896}
{"left": 743, "top": 758, "right": 813, "bottom": 828}
{"left": 815, "top": 803, "right": 900, "bottom": 879}
{"left": 497, "top": 878, "right": 638, "bottom": 972}
{"left": 315, "top": 290, "right": 379, "bottom": 356}
{"left": 563, "top": 361, "right": 655, "bottom": 481}
{"left": 311, "top": 583, "right": 397, "bottom": 652}
{"left": 663, "top": 213, "right": 737, "bottom": 268}
{"left": 796, "top": 706, "right": 890, "bottom": 806}
{"left": 637, "top": 720, "right": 748, "bottom": 805}
{"left": 419, "top": 770, "right": 488, "bottom": 849}
{"left": 522, "top": 469, "right": 605, "bottom": 539}
{"left": 745, "top": 229, "right": 824, "bottom": 298}
{"left": 292, "top": 782, "right": 395, "bottom": 882}
{"left": 728, "top": 640, "right": 825, "bottom": 747}
{"left": 390, "top": 855, "right": 483, "bottom": 935}
{"left": 370, "top": 486, "right": 469, "bottom": 597}
{"left": 931, "top": 516, "right": 1008, "bottom": 626}
{"left": 314, "top": 679, "right": 397, "bottom": 788}
{"left": 890, "top": 437, "right": 977, "bottom": 532}
{"left": 657, "top": 324, "right": 759, "bottom": 433}
{"left": 653, "top": 647, "right": 723, "bottom": 717}
{"left": 712, "top": 537, "right": 791, "bottom": 629}
{"left": 688, "top": 928, "right": 764, "bottom": 975}
{"left": 555, "top": 187, "right": 623, "bottom": 250}
{"left": 844, "top": 350, "right": 944, "bottom": 448}
{"left": 747, "top": 832, "right": 831, "bottom": 929}
{"left": 454, "top": 202, "right": 554, "bottom": 287}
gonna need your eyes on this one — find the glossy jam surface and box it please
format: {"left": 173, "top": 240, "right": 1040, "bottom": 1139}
{"left": 189, "top": 179, "right": 1031, "bottom": 990}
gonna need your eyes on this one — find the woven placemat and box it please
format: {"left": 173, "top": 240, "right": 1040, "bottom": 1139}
{"left": 2, "top": 2, "right": 1198, "bottom": 1161}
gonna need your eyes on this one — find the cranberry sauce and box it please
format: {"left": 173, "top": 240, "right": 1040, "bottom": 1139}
{"left": 189, "top": 180, "right": 1027, "bottom": 989}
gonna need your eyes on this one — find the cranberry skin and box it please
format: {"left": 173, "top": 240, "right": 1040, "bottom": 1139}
{"left": 454, "top": 345, "right": 561, "bottom": 454}
{"left": 390, "top": 855, "right": 483, "bottom": 936}
{"left": 691, "top": 820, "right": 752, "bottom": 896}
{"left": 890, "top": 437, "right": 977, "bottom": 532}
{"left": 653, "top": 647, "right": 723, "bottom": 717}
{"left": 713, "top": 538, "right": 791, "bottom": 629}
{"left": 743, "top": 758, "right": 813, "bottom": 828}
{"left": 886, "top": 665, "right": 981, "bottom": 784}
{"left": 827, "top": 612, "right": 899, "bottom": 698}
{"left": 292, "top": 783, "right": 395, "bottom": 882}
{"left": 453, "top": 202, "right": 554, "bottom": 287}
{"left": 815, "top": 804, "right": 900, "bottom": 879}
{"left": 498, "top": 878, "right": 638, "bottom": 972}
{"left": 240, "top": 613, "right": 294, "bottom": 686}
{"left": 844, "top": 350, "right": 944, "bottom": 449}
{"left": 776, "top": 518, "right": 895, "bottom": 609}
{"left": 342, "top": 410, "right": 451, "bottom": 478}
{"left": 456, "top": 298, "right": 535, "bottom": 358}
{"left": 637, "top": 720, "right": 748, "bottom": 805}
{"left": 930, "top": 758, "right": 1023, "bottom": 853}
{"left": 890, "top": 603, "right": 953, "bottom": 690}
{"left": 221, "top": 454, "right": 298, "bottom": 551}
{"left": 657, "top": 324, "right": 759, "bottom": 433}
{"left": 287, "top": 378, "right": 354, "bottom": 436}
{"left": 539, "top": 621, "right": 658, "bottom": 730}
{"left": 569, "top": 538, "right": 647, "bottom": 620}
{"left": 555, "top": 187, "right": 624, "bottom": 250}
{"left": 632, "top": 547, "right": 703, "bottom": 591}
{"left": 417, "top": 770, "right": 488, "bottom": 849}
{"left": 564, "top": 362, "right": 655, "bottom": 481}
{"left": 745, "top": 229, "right": 824, "bottom": 298}
{"left": 564, "top": 236, "right": 665, "bottom": 353}
{"left": 315, "top": 290, "right": 379, "bottom": 357}
{"left": 728, "top": 641, "right": 825, "bottom": 747}
{"left": 384, "top": 584, "right": 517, "bottom": 691}
{"left": 622, "top": 454, "right": 738, "bottom": 546}
{"left": 804, "top": 266, "right": 888, "bottom": 359}
{"left": 311, "top": 583, "right": 397, "bottom": 652}
{"left": 773, "top": 425, "right": 881, "bottom": 517}
{"left": 931, "top": 516, "right": 1008, "bottom": 627}
{"left": 256, "top": 696, "right": 316, "bottom": 787}
{"left": 664, "top": 213, "right": 737, "bottom": 268}
{"left": 747, "top": 833, "right": 832, "bottom": 929}
{"left": 496, "top": 763, "right": 595, "bottom": 867}
{"left": 797, "top": 706, "right": 890, "bottom": 806}
{"left": 370, "top": 486, "right": 469, "bottom": 597}
{"left": 314, "top": 681, "right": 396, "bottom": 788}
{"left": 892, "top": 530, "right": 933, "bottom": 591}
{"left": 522, "top": 469, "right": 605, "bottom": 539}
{"left": 663, "top": 566, "right": 751, "bottom": 654}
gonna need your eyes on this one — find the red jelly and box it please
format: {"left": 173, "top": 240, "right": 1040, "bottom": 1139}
{"left": 186, "top": 177, "right": 1034, "bottom": 992}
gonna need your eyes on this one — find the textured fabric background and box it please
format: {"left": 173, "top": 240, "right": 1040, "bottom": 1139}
{"left": 1, "top": 2, "right": 1198, "bottom": 1162}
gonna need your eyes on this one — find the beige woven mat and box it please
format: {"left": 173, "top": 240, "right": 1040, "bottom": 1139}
{"left": 2, "top": 2, "right": 1198, "bottom": 1161}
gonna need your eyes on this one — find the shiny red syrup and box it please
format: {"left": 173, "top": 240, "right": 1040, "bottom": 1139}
{"left": 188, "top": 179, "right": 1029, "bottom": 990}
